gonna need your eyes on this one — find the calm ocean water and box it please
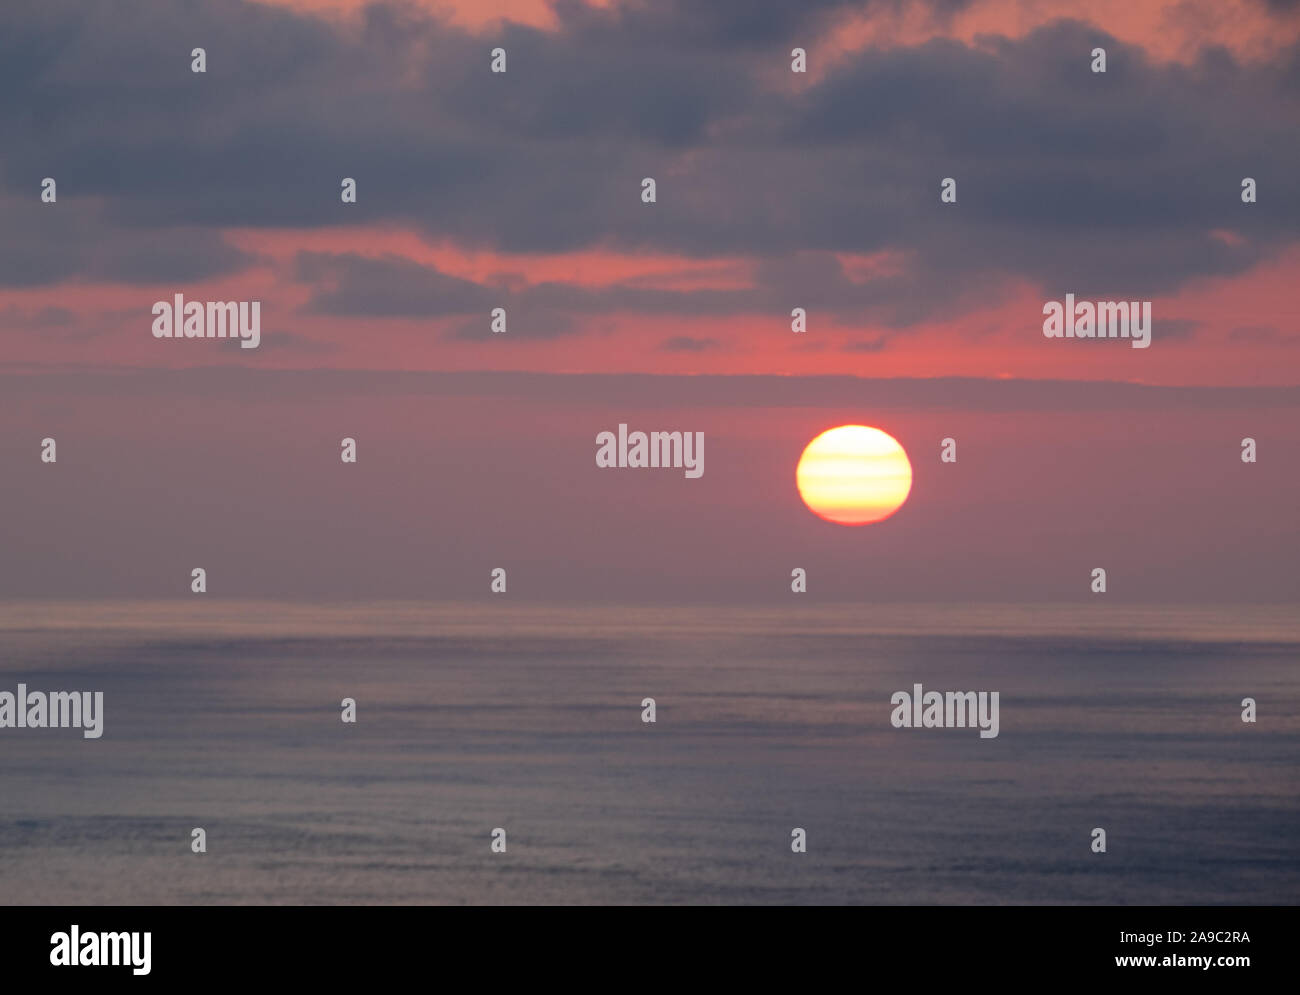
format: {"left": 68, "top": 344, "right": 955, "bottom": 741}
{"left": 0, "top": 601, "right": 1296, "bottom": 905}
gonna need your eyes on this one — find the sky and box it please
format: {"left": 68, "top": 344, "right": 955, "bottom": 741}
{"left": 1, "top": 0, "right": 1297, "bottom": 602}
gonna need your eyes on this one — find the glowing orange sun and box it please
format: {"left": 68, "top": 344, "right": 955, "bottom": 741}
{"left": 796, "top": 425, "right": 913, "bottom": 525}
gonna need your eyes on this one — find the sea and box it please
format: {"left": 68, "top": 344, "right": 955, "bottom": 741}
{"left": 0, "top": 601, "right": 1295, "bottom": 905}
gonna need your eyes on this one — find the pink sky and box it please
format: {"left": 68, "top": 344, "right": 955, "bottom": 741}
{"left": 2, "top": 0, "right": 1296, "bottom": 602}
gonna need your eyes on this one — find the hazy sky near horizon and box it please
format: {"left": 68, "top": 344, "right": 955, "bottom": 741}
{"left": 2, "top": 0, "right": 1297, "bottom": 602}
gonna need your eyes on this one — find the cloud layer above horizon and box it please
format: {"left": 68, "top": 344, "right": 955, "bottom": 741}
{"left": 1, "top": 0, "right": 1298, "bottom": 382}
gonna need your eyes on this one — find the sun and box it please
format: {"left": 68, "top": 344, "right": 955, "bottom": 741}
{"left": 796, "top": 425, "right": 913, "bottom": 525}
